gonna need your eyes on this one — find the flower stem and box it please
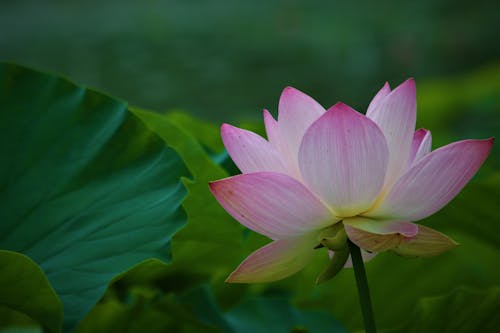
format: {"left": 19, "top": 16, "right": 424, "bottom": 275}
{"left": 348, "top": 240, "right": 376, "bottom": 333}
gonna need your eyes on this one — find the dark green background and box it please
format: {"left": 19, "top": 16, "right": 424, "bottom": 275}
{"left": 1, "top": 0, "right": 499, "bottom": 122}
{"left": 1, "top": 1, "right": 499, "bottom": 332}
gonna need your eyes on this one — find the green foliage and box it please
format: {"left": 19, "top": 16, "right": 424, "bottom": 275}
{"left": 130, "top": 109, "right": 245, "bottom": 282}
{"left": 1, "top": 63, "right": 499, "bottom": 333}
{"left": 0, "top": 251, "right": 62, "bottom": 333}
{"left": 165, "top": 111, "right": 224, "bottom": 152}
{"left": 78, "top": 285, "right": 346, "bottom": 333}
{"left": 0, "top": 64, "right": 189, "bottom": 331}
{"left": 387, "top": 287, "right": 500, "bottom": 333}
{"left": 75, "top": 290, "right": 219, "bottom": 333}
{"left": 180, "top": 285, "right": 347, "bottom": 333}
{"left": 4, "top": 0, "right": 500, "bottom": 125}
{"left": 426, "top": 173, "right": 500, "bottom": 248}
{"left": 417, "top": 64, "right": 500, "bottom": 172}
{"left": 132, "top": 92, "right": 500, "bottom": 332}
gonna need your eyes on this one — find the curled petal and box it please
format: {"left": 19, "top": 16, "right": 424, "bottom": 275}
{"left": 209, "top": 172, "right": 336, "bottom": 240}
{"left": 367, "top": 79, "right": 417, "bottom": 190}
{"left": 226, "top": 233, "right": 318, "bottom": 283}
{"left": 408, "top": 128, "right": 432, "bottom": 167}
{"left": 298, "top": 103, "right": 389, "bottom": 217}
{"left": 345, "top": 226, "right": 405, "bottom": 252}
{"left": 367, "top": 138, "right": 494, "bottom": 221}
{"left": 221, "top": 123, "right": 287, "bottom": 174}
{"left": 344, "top": 218, "right": 418, "bottom": 252}
{"left": 343, "top": 217, "right": 418, "bottom": 236}
{"left": 277, "top": 87, "right": 325, "bottom": 163}
{"left": 392, "top": 225, "right": 459, "bottom": 257}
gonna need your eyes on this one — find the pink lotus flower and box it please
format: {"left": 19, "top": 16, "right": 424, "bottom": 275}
{"left": 209, "top": 79, "right": 493, "bottom": 283}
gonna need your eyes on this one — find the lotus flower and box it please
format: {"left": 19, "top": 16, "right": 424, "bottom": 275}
{"left": 209, "top": 79, "right": 493, "bottom": 283}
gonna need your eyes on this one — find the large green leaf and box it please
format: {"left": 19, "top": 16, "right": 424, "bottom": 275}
{"left": 164, "top": 111, "right": 224, "bottom": 153}
{"left": 0, "top": 250, "right": 62, "bottom": 333}
{"left": 130, "top": 109, "right": 245, "bottom": 282}
{"left": 0, "top": 64, "right": 189, "bottom": 331}
{"left": 386, "top": 286, "right": 500, "bottom": 333}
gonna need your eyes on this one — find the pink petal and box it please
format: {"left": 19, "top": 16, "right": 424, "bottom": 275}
{"left": 367, "top": 138, "right": 494, "bottom": 221}
{"left": 263, "top": 109, "right": 281, "bottom": 147}
{"left": 226, "top": 233, "right": 318, "bottom": 283}
{"left": 221, "top": 123, "right": 287, "bottom": 174}
{"left": 366, "top": 82, "right": 391, "bottom": 117}
{"left": 298, "top": 103, "right": 389, "bottom": 217}
{"left": 209, "top": 172, "right": 336, "bottom": 240}
{"left": 263, "top": 109, "right": 297, "bottom": 176}
{"left": 277, "top": 87, "right": 325, "bottom": 164}
{"left": 407, "top": 128, "right": 432, "bottom": 167}
{"left": 367, "top": 79, "right": 417, "bottom": 190}
{"left": 393, "top": 225, "right": 459, "bottom": 257}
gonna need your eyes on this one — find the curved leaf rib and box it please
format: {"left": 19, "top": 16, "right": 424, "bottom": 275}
{"left": 0, "top": 63, "right": 190, "bottom": 331}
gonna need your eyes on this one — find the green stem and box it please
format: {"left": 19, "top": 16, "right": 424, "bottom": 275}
{"left": 348, "top": 240, "right": 376, "bottom": 333}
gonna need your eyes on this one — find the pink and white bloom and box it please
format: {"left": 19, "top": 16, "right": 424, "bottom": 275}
{"left": 209, "top": 79, "right": 494, "bottom": 283}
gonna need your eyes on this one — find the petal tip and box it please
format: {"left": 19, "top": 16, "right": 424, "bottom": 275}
{"left": 406, "top": 77, "right": 416, "bottom": 84}
{"left": 327, "top": 101, "right": 357, "bottom": 114}
{"left": 263, "top": 108, "right": 276, "bottom": 122}
{"left": 415, "top": 128, "right": 429, "bottom": 134}
{"left": 220, "top": 123, "right": 235, "bottom": 134}
{"left": 281, "top": 86, "right": 299, "bottom": 96}
{"left": 396, "top": 77, "right": 416, "bottom": 92}
{"left": 474, "top": 137, "right": 495, "bottom": 152}
{"left": 387, "top": 78, "right": 416, "bottom": 99}
{"left": 208, "top": 180, "right": 219, "bottom": 192}
{"left": 224, "top": 271, "right": 243, "bottom": 284}
{"left": 208, "top": 178, "right": 228, "bottom": 193}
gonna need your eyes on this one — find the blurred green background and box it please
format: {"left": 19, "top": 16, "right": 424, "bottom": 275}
{"left": 1, "top": 0, "right": 499, "bottom": 122}
{"left": 1, "top": 0, "right": 500, "bottom": 332}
